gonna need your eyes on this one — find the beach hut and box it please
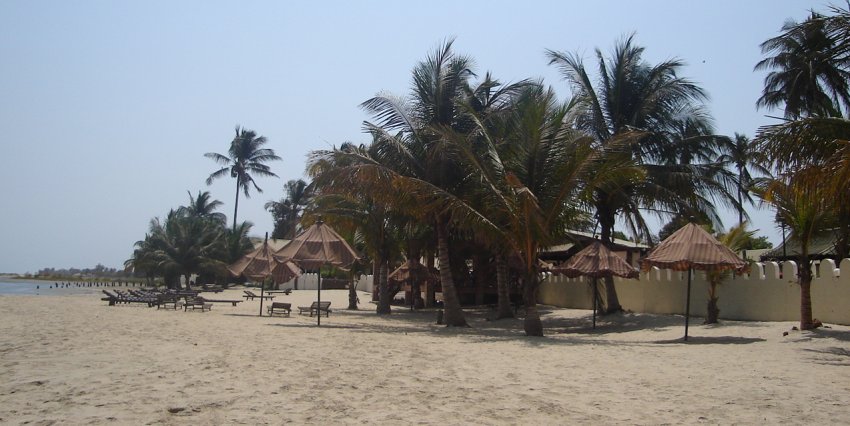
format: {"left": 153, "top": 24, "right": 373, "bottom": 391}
{"left": 550, "top": 240, "right": 638, "bottom": 329}
{"left": 276, "top": 219, "right": 359, "bottom": 326}
{"left": 641, "top": 222, "right": 748, "bottom": 340}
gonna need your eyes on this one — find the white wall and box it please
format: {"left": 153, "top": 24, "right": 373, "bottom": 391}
{"left": 539, "top": 258, "right": 850, "bottom": 325}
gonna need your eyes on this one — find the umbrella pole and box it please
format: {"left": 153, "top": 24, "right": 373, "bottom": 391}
{"left": 684, "top": 268, "right": 692, "bottom": 341}
{"left": 317, "top": 269, "right": 322, "bottom": 326}
{"left": 592, "top": 277, "right": 597, "bottom": 330}
{"left": 259, "top": 279, "right": 265, "bottom": 317}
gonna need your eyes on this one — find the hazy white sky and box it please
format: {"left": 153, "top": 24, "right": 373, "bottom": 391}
{"left": 0, "top": 1, "right": 822, "bottom": 273}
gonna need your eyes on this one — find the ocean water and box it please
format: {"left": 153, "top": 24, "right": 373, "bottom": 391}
{"left": 0, "top": 279, "right": 113, "bottom": 296}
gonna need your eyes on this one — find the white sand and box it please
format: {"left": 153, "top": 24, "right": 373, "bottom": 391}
{"left": 1, "top": 288, "right": 848, "bottom": 425}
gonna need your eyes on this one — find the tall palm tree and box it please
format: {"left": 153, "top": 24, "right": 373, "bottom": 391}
{"left": 205, "top": 126, "right": 281, "bottom": 229}
{"left": 451, "top": 83, "right": 638, "bottom": 335}
{"left": 716, "top": 133, "right": 771, "bottom": 226}
{"left": 755, "top": 11, "right": 850, "bottom": 119}
{"left": 547, "top": 35, "right": 722, "bottom": 313}
{"left": 753, "top": 172, "right": 835, "bottom": 330}
{"left": 265, "top": 179, "right": 312, "bottom": 239}
{"left": 354, "top": 39, "right": 486, "bottom": 326}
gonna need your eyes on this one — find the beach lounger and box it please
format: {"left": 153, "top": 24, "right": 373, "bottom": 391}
{"left": 156, "top": 294, "right": 180, "bottom": 310}
{"left": 298, "top": 301, "right": 331, "bottom": 317}
{"left": 267, "top": 302, "right": 292, "bottom": 317}
{"left": 243, "top": 290, "right": 275, "bottom": 301}
{"left": 195, "top": 296, "right": 242, "bottom": 307}
{"left": 183, "top": 299, "right": 212, "bottom": 312}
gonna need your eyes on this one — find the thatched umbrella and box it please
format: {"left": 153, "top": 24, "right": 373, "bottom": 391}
{"left": 275, "top": 219, "right": 359, "bottom": 325}
{"left": 641, "top": 222, "right": 748, "bottom": 340}
{"left": 229, "top": 233, "right": 302, "bottom": 316}
{"left": 550, "top": 240, "right": 638, "bottom": 329}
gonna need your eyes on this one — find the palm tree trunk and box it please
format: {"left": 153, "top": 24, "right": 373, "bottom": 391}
{"left": 184, "top": 273, "right": 192, "bottom": 290}
{"left": 799, "top": 256, "right": 814, "bottom": 330}
{"left": 348, "top": 275, "right": 359, "bottom": 310}
{"left": 436, "top": 219, "right": 467, "bottom": 326}
{"left": 523, "top": 272, "right": 543, "bottom": 336}
{"left": 376, "top": 255, "right": 391, "bottom": 315}
{"left": 232, "top": 175, "right": 241, "bottom": 230}
{"left": 495, "top": 255, "right": 513, "bottom": 319}
{"left": 737, "top": 166, "right": 744, "bottom": 227}
{"left": 599, "top": 210, "right": 622, "bottom": 313}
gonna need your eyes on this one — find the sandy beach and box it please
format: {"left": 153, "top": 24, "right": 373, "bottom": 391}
{"left": 1, "top": 288, "right": 848, "bottom": 425}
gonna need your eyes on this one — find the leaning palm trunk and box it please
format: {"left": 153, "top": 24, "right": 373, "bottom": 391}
{"left": 495, "top": 256, "right": 514, "bottom": 319}
{"left": 376, "top": 257, "right": 391, "bottom": 315}
{"left": 437, "top": 220, "right": 467, "bottom": 326}
{"left": 522, "top": 272, "right": 543, "bottom": 336}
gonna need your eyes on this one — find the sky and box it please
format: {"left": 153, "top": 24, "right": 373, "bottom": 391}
{"left": 0, "top": 1, "right": 827, "bottom": 273}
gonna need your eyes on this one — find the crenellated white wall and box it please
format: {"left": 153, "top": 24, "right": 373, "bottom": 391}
{"left": 539, "top": 258, "right": 850, "bottom": 325}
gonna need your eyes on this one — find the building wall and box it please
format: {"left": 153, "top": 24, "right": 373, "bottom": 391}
{"left": 538, "top": 258, "right": 850, "bottom": 325}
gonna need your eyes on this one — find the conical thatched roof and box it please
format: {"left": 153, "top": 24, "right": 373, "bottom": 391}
{"left": 275, "top": 221, "right": 359, "bottom": 271}
{"left": 551, "top": 241, "right": 638, "bottom": 279}
{"left": 641, "top": 223, "right": 748, "bottom": 273}
{"left": 228, "top": 241, "right": 302, "bottom": 283}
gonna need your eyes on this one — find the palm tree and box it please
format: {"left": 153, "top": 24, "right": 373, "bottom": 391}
{"left": 265, "top": 179, "right": 312, "bottom": 239}
{"left": 124, "top": 234, "right": 160, "bottom": 287}
{"left": 450, "top": 83, "right": 637, "bottom": 335}
{"left": 147, "top": 210, "right": 226, "bottom": 290}
{"left": 753, "top": 173, "right": 835, "bottom": 330}
{"left": 755, "top": 11, "right": 850, "bottom": 119}
{"left": 705, "top": 223, "right": 755, "bottom": 324}
{"left": 716, "top": 133, "right": 771, "bottom": 226}
{"left": 756, "top": 117, "right": 850, "bottom": 258}
{"left": 353, "top": 39, "right": 486, "bottom": 326}
{"left": 180, "top": 190, "right": 227, "bottom": 225}
{"left": 547, "top": 35, "right": 722, "bottom": 313}
{"left": 205, "top": 126, "right": 281, "bottom": 229}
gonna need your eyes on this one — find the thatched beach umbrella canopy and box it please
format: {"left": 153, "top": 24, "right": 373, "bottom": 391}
{"left": 276, "top": 219, "right": 359, "bottom": 326}
{"left": 641, "top": 222, "right": 748, "bottom": 340}
{"left": 550, "top": 240, "right": 638, "bottom": 329}
{"left": 228, "top": 233, "right": 302, "bottom": 316}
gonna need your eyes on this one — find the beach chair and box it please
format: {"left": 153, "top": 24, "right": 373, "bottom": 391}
{"left": 183, "top": 298, "right": 212, "bottom": 312}
{"left": 267, "top": 302, "right": 292, "bottom": 317}
{"left": 298, "top": 301, "right": 331, "bottom": 317}
{"left": 243, "top": 290, "right": 275, "bottom": 301}
{"left": 195, "top": 296, "right": 242, "bottom": 307}
{"left": 101, "top": 290, "right": 119, "bottom": 306}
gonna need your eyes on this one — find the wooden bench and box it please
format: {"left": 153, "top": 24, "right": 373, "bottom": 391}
{"left": 298, "top": 301, "right": 331, "bottom": 317}
{"left": 267, "top": 302, "right": 292, "bottom": 317}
